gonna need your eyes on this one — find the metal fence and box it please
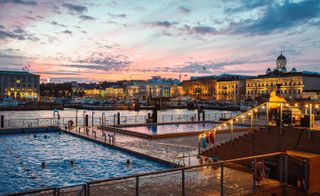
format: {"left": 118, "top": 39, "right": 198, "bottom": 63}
{"left": 1, "top": 112, "right": 236, "bottom": 129}
{"left": 199, "top": 102, "right": 320, "bottom": 154}
{"left": 7, "top": 152, "right": 306, "bottom": 196}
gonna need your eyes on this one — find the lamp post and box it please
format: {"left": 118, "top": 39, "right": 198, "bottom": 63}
{"left": 113, "top": 114, "right": 116, "bottom": 143}
{"left": 75, "top": 109, "right": 78, "bottom": 127}
{"left": 92, "top": 112, "right": 95, "bottom": 133}
{"left": 83, "top": 111, "right": 86, "bottom": 131}
{"left": 101, "top": 112, "right": 105, "bottom": 126}
{"left": 309, "top": 103, "right": 313, "bottom": 130}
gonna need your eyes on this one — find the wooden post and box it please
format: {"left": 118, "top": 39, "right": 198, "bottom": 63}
{"left": 304, "top": 161, "right": 309, "bottom": 193}
{"left": 280, "top": 103, "right": 283, "bottom": 135}
{"left": 136, "top": 176, "right": 139, "bottom": 196}
{"left": 230, "top": 121, "right": 234, "bottom": 140}
{"left": 220, "top": 163, "right": 224, "bottom": 196}
{"left": 309, "top": 103, "right": 312, "bottom": 130}
{"left": 182, "top": 169, "right": 185, "bottom": 196}
{"left": 253, "top": 158, "right": 257, "bottom": 191}
{"left": 250, "top": 110, "right": 253, "bottom": 131}
{"left": 280, "top": 154, "right": 283, "bottom": 183}
{"left": 266, "top": 102, "right": 269, "bottom": 126}
{"left": 284, "top": 154, "right": 288, "bottom": 196}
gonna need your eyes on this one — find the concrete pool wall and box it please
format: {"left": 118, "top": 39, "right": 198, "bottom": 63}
{"left": 0, "top": 128, "right": 173, "bottom": 195}
{"left": 99, "top": 121, "right": 253, "bottom": 139}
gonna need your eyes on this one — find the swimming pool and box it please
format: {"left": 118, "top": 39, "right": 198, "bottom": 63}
{"left": 122, "top": 123, "right": 217, "bottom": 135}
{"left": 0, "top": 132, "right": 169, "bottom": 195}
{"left": 121, "top": 123, "right": 246, "bottom": 135}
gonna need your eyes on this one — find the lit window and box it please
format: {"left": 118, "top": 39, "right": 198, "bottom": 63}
{"left": 16, "top": 80, "right": 21, "bottom": 84}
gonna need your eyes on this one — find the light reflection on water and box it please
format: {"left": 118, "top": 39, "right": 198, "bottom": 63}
{"left": 0, "top": 132, "right": 169, "bottom": 194}
{"left": 1, "top": 108, "right": 239, "bottom": 120}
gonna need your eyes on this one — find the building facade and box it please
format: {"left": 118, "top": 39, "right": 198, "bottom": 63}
{"left": 182, "top": 77, "right": 216, "bottom": 100}
{"left": 216, "top": 80, "right": 246, "bottom": 101}
{"left": 170, "top": 85, "right": 184, "bottom": 98}
{"left": 0, "top": 71, "right": 40, "bottom": 101}
{"left": 84, "top": 88, "right": 102, "bottom": 97}
{"left": 126, "top": 85, "right": 149, "bottom": 100}
{"left": 182, "top": 74, "right": 251, "bottom": 101}
{"left": 246, "top": 53, "right": 320, "bottom": 100}
{"left": 105, "top": 87, "right": 125, "bottom": 99}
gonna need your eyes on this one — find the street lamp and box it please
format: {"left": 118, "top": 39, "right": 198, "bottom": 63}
{"left": 113, "top": 114, "right": 116, "bottom": 143}
{"left": 102, "top": 112, "right": 105, "bottom": 126}
{"left": 92, "top": 111, "right": 95, "bottom": 133}
{"left": 75, "top": 109, "right": 78, "bottom": 127}
{"left": 83, "top": 111, "right": 86, "bottom": 132}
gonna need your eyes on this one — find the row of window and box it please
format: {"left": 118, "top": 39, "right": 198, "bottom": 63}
{"left": 217, "top": 91, "right": 239, "bottom": 94}
{"left": 247, "top": 89, "right": 301, "bottom": 95}
{"left": 218, "top": 85, "right": 239, "bottom": 89}
{"left": 1, "top": 83, "right": 38, "bottom": 88}
{"left": 247, "top": 81, "right": 302, "bottom": 87}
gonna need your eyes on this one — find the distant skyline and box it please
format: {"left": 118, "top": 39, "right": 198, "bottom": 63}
{"left": 0, "top": 0, "right": 320, "bottom": 83}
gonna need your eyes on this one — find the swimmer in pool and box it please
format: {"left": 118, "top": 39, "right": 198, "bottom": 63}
{"left": 41, "top": 162, "right": 47, "bottom": 169}
{"left": 70, "top": 160, "right": 74, "bottom": 166}
{"left": 126, "top": 159, "right": 132, "bottom": 168}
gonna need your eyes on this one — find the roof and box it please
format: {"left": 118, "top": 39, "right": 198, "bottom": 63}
{"left": 190, "top": 74, "right": 254, "bottom": 81}
{"left": 252, "top": 70, "right": 320, "bottom": 79}
{"left": 0, "top": 70, "right": 39, "bottom": 76}
{"left": 277, "top": 54, "right": 286, "bottom": 60}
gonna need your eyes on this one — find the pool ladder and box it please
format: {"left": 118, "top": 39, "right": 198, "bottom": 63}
{"left": 171, "top": 153, "right": 191, "bottom": 168}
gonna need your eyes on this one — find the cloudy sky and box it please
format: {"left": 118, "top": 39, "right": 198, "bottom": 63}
{"left": 0, "top": 0, "right": 319, "bottom": 82}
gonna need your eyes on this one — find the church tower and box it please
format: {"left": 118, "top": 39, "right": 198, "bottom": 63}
{"left": 276, "top": 52, "right": 287, "bottom": 72}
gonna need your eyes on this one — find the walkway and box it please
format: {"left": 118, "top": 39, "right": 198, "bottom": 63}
{"left": 67, "top": 126, "right": 246, "bottom": 166}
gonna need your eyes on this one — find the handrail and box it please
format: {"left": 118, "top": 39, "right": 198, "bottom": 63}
{"left": 89, "top": 151, "right": 283, "bottom": 185}
{"left": 199, "top": 102, "right": 268, "bottom": 137}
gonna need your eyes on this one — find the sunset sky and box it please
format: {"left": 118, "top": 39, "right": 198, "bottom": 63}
{"left": 0, "top": 0, "right": 319, "bottom": 82}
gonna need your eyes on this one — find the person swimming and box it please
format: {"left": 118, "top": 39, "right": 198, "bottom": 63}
{"left": 70, "top": 160, "right": 74, "bottom": 166}
{"left": 44, "top": 135, "right": 48, "bottom": 139}
{"left": 33, "top": 134, "right": 37, "bottom": 138}
{"left": 41, "top": 162, "right": 47, "bottom": 169}
{"left": 126, "top": 159, "right": 131, "bottom": 166}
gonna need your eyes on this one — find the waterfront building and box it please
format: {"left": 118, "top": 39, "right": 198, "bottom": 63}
{"left": 170, "top": 85, "right": 184, "bottom": 98}
{"left": 126, "top": 85, "right": 149, "bottom": 100}
{"left": 148, "top": 84, "right": 171, "bottom": 98}
{"left": 216, "top": 79, "right": 246, "bottom": 101}
{"left": 84, "top": 88, "right": 102, "bottom": 97}
{"left": 104, "top": 87, "right": 125, "bottom": 99}
{"left": 182, "top": 74, "right": 252, "bottom": 100}
{"left": 0, "top": 71, "right": 40, "bottom": 101}
{"left": 246, "top": 53, "right": 320, "bottom": 100}
{"left": 182, "top": 77, "right": 216, "bottom": 100}
{"left": 147, "top": 76, "right": 180, "bottom": 98}
{"left": 125, "top": 76, "right": 181, "bottom": 100}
